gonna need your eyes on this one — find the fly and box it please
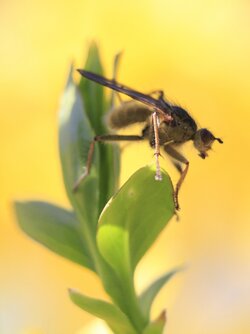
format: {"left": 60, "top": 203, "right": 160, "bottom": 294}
{"left": 74, "top": 69, "right": 223, "bottom": 210}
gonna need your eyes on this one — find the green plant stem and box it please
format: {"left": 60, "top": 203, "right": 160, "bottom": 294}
{"left": 99, "top": 262, "right": 147, "bottom": 333}
{"left": 74, "top": 207, "right": 100, "bottom": 272}
{"left": 120, "top": 273, "right": 148, "bottom": 332}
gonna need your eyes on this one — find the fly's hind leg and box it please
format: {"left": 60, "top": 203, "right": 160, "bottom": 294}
{"left": 73, "top": 134, "right": 144, "bottom": 192}
{"left": 164, "top": 145, "right": 189, "bottom": 210}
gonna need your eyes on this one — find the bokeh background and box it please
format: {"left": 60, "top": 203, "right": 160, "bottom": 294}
{"left": 1, "top": 0, "right": 250, "bottom": 333}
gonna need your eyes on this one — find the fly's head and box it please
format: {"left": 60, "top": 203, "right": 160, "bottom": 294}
{"left": 193, "top": 128, "right": 223, "bottom": 159}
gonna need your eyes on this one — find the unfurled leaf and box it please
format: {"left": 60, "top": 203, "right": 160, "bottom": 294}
{"left": 78, "top": 42, "right": 105, "bottom": 134}
{"left": 14, "top": 201, "right": 95, "bottom": 271}
{"left": 97, "top": 166, "right": 174, "bottom": 331}
{"left": 59, "top": 65, "right": 100, "bottom": 233}
{"left": 109, "top": 51, "right": 123, "bottom": 108}
{"left": 97, "top": 166, "right": 175, "bottom": 279}
{"left": 78, "top": 44, "right": 121, "bottom": 212}
{"left": 69, "top": 289, "right": 137, "bottom": 334}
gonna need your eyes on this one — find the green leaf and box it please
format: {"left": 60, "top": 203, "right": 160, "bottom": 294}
{"left": 58, "top": 50, "right": 131, "bottom": 319}
{"left": 109, "top": 51, "right": 123, "bottom": 108}
{"left": 103, "top": 51, "right": 123, "bottom": 198}
{"left": 78, "top": 44, "right": 121, "bottom": 212}
{"left": 96, "top": 51, "right": 122, "bottom": 211}
{"left": 59, "top": 65, "right": 100, "bottom": 234}
{"left": 142, "top": 312, "right": 166, "bottom": 334}
{"left": 97, "top": 166, "right": 174, "bottom": 331}
{"left": 139, "top": 268, "right": 182, "bottom": 319}
{"left": 14, "top": 201, "right": 95, "bottom": 271}
{"left": 69, "top": 289, "right": 137, "bottom": 334}
{"left": 78, "top": 42, "right": 105, "bottom": 134}
{"left": 97, "top": 166, "right": 175, "bottom": 278}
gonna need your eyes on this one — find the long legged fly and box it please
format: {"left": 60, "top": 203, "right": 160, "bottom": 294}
{"left": 74, "top": 69, "right": 223, "bottom": 210}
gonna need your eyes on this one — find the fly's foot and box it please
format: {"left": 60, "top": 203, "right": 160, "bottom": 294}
{"left": 174, "top": 192, "right": 180, "bottom": 211}
{"left": 155, "top": 172, "right": 163, "bottom": 181}
{"left": 153, "top": 152, "right": 162, "bottom": 181}
{"left": 73, "top": 169, "right": 88, "bottom": 193}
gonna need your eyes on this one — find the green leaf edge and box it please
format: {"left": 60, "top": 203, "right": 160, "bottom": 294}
{"left": 14, "top": 200, "right": 95, "bottom": 271}
{"left": 69, "top": 289, "right": 137, "bottom": 334}
{"left": 139, "top": 267, "right": 183, "bottom": 319}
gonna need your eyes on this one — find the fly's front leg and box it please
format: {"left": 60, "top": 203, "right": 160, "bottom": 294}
{"left": 152, "top": 111, "right": 162, "bottom": 181}
{"left": 73, "top": 134, "right": 144, "bottom": 192}
{"left": 164, "top": 145, "right": 189, "bottom": 210}
{"left": 73, "top": 140, "right": 95, "bottom": 192}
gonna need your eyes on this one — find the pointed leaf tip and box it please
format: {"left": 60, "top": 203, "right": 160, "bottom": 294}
{"left": 14, "top": 201, "right": 95, "bottom": 270}
{"left": 142, "top": 311, "right": 166, "bottom": 334}
{"left": 139, "top": 267, "right": 183, "bottom": 318}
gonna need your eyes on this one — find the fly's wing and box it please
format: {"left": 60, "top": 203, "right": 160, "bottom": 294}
{"left": 77, "top": 69, "right": 173, "bottom": 117}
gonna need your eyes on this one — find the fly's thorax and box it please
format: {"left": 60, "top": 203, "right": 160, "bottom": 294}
{"left": 107, "top": 101, "right": 152, "bottom": 129}
{"left": 157, "top": 106, "right": 197, "bottom": 144}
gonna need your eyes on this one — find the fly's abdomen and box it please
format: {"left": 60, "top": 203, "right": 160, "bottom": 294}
{"left": 107, "top": 101, "right": 152, "bottom": 129}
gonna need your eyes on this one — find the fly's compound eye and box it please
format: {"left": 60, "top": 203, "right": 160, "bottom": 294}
{"left": 200, "top": 128, "right": 223, "bottom": 145}
{"left": 194, "top": 128, "right": 223, "bottom": 158}
{"left": 199, "top": 128, "right": 215, "bottom": 146}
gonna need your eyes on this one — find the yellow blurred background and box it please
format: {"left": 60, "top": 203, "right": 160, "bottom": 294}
{"left": 1, "top": 0, "right": 250, "bottom": 333}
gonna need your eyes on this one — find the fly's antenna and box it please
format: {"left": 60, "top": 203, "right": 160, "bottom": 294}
{"left": 215, "top": 137, "right": 223, "bottom": 144}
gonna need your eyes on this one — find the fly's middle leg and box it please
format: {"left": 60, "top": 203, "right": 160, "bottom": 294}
{"left": 73, "top": 134, "right": 144, "bottom": 192}
{"left": 163, "top": 144, "right": 189, "bottom": 210}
